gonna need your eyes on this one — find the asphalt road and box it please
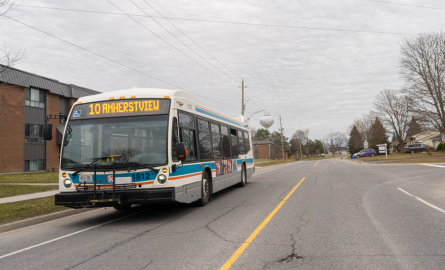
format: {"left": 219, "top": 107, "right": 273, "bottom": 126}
{"left": 1, "top": 159, "right": 445, "bottom": 270}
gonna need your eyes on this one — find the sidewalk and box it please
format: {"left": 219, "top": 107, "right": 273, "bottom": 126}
{"left": 0, "top": 190, "right": 59, "bottom": 204}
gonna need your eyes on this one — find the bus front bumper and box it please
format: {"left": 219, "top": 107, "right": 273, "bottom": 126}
{"left": 55, "top": 188, "right": 176, "bottom": 208}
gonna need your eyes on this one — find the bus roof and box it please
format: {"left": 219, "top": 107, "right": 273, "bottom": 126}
{"left": 76, "top": 88, "right": 249, "bottom": 129}
{"left": 77, "top": 88, "right": 206, "bottom": 106}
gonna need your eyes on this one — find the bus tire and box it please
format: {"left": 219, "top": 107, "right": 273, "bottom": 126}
{"left": 196, "top": 171, "right": 210, "bottom": 206}
{"left": 237, "top": 164, "right": 247, "bottom": 187}
{"left": 113, "top": 204, "right": 132, "bottom": 211}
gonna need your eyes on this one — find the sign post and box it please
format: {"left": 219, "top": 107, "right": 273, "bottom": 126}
{"left": 364, "top": 140, "right": 368, "bottom": 149}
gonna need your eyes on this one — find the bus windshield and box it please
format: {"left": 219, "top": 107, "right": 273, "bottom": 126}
{"left": 61, "top": 115, "right": 168, "bottom": 169}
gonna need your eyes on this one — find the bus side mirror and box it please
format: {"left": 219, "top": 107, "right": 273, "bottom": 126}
{"left": 43, "top": 123, "right": 53, "bottom": 141}
{"left": 175, "top": 143, "right": 187, "bottom": 163}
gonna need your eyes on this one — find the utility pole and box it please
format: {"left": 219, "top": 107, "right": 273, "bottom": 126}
{"left": 241, "top": 80, "right": 244, "bottom": 116}
{"left": 280, "top": 116, "right": 285, "bottom": 160}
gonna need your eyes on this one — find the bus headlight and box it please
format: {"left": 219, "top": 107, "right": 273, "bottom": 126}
{"left": 64, "top": 179, "right": 72, "bottom": 188}
{"left": 157, "top": 174, "right": 167, "bottom": 184}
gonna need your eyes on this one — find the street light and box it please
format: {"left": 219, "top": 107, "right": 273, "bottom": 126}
{"left": 247, "top": 110, "right": 265, "bottom": 120}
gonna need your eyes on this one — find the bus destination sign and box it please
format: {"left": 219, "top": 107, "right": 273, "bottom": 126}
{"left": 71, "top": 99, "right": 170, "bottom": 119}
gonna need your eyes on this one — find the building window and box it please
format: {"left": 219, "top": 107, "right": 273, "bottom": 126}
{"left": 25, "top": 160, "right": 45, "bottom": 171}
{"left": 25, "top": 124, "right": 44, "bottom": 143}
{"left": 25, "top": 88, "right": 45, "bottom": 108}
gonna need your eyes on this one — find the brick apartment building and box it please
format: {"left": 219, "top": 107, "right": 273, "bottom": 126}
{"left": 252, "top": 140, "right": 274, "bottom": 159}
{"left": 0, "top": 65, "right": 100, "bottom": 173}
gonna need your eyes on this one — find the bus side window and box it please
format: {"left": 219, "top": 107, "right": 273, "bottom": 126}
{"left": 211, "top": 123, "right": 222, "bottom": 159}
{"left": 238, "top": 130, "right": 245, "bottom": 154}
{"left": 230, "top": 128, "right": 238, "bottom": 158}
{"left": 172, "top": 117, "right": 179, "bottom": 162}
{"left": 221, "top": 125, "right": 231, "bottom": 158}
{"left": 198, "top": 119, "right": 213, "bottom": 160}
{"left": 179, "top": 112, "right": 197, "bottom": 161}
{"left": 244, "top": 131, "right": 250, "bottom": 153}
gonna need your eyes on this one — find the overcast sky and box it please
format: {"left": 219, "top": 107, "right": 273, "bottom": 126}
{"left": 1, "top": 0, "right": 444, "bottom": 140}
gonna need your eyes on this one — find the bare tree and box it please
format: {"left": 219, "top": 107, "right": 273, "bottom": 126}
{"left": 347, "top": 113, "right": 373, "bottom": 143}
{"left": 326, "top": 132, "right": 347, "bottom": 156}
{"left": 292, "top": 129, "right": 309, "bottom": 158}
{"left": 399, "top": 32, "right": 445, "bottom": 132}
{"left": 0, "top": 1, "right": 25, "bottom": 74}
{"left": 372, "top": 89, "right": 411, "bottom": 151}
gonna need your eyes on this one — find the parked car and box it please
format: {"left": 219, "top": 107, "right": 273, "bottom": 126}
{"left": 353, "top": 148, "right": 377, "bottom": 158}
{"left": 405, "top": 143, "right": 426, "bottom": 154}
{"left": 320, "top": 153, "right": 325, "bottom": 157}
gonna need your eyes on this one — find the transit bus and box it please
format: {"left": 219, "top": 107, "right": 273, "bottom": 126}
{"left": 43, "top": 88, "right": 254, "bottom": 210}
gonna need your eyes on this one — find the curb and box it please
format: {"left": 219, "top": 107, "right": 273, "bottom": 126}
{"left": 0, "top": 208, "right": 95, "bottom": 234}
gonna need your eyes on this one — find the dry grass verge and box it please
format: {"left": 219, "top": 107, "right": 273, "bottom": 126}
{"left": 255, "top": 160, "right": 296, "bottom": 167}
{"left": 0, "top": 172, "right": 58, "bottom": 183}
{"left": 351, "top": 152, "right": 445, "bottom": 163}
{"left": 0, "top": 185, "right": 59, "bottom": 199}
{"left": 0, "top": 196, "right": 65, "bottom": 225}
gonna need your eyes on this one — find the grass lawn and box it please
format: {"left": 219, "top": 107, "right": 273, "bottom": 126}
{"left": 351, "top": 152, "right": 445, "bottom": 163}
{"left": 0, "top": 185, "right": 59, "bottom": 199}
{"left": 0, "top": 196, "right": 66, "bottom": 225}
{"left": 255, "top": 159, "right": 296, "bottom": 167}
{"left": 0, "top": 172, "right": 58, "bottom": 183}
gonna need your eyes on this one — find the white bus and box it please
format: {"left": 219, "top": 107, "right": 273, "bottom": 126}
{"left": 44, "top": 88, "right": 254, "bottom": 210}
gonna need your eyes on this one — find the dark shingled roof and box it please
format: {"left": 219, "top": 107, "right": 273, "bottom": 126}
{"left": 0, "top": 65, "right": 100, "bottom": 98}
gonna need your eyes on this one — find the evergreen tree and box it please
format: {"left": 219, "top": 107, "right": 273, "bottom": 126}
{"left": 370, "top": 117, "right": 389, "bottom": 152}
{"left": 348, "top": 125, "right": 362, "bottom": 154}
{"left": 406, "top": 116, "right": 422, "bottom": 138}
{"left": 391, "top": 133, "right": 396, "bottom": 142}
{"left": 253, "top": 128, "right": 271, "bottom": 141}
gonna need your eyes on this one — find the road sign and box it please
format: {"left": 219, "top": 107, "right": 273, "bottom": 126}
{"left": 364, "top": 140, "right": 368, "bottom": 148}
{"left": 377, "top": 145, "right": 386, "bottom": 154}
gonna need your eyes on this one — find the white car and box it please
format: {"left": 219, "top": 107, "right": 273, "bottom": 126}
{"left": 320, "top": 153, "right": 325, "bottom": 157}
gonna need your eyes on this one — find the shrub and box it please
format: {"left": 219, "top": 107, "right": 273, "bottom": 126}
{"left": 436, "top": 143, "right": 443, "bottom": 151}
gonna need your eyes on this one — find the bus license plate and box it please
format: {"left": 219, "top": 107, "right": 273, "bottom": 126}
{"left": 79, "top": 175, "right": 93, "bottom": 182}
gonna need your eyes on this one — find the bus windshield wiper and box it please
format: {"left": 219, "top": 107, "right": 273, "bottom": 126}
{"left": 133, "top": 163, "right": 159, "bottom": 173}
{"left": 72, "top": 155, "right": 123, "bottom": 176}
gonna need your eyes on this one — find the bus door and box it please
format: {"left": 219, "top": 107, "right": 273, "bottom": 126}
{"left": 211, "top": 122, "right": 224, "bottom": 192}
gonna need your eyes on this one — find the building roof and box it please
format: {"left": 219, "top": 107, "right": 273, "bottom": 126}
{"left": 391, "top": 141, "right": 399, "bottom": 146}
{"left": 252, "top": 140, "right": 274, "bottom": 145}
{"left": 0, "top": 65, "right": 100, "bottom": 98}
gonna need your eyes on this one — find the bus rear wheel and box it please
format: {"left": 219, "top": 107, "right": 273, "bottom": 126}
{"left": 196, "top": 172, "right": 210, "bottom": 206}
{"left": 237, "top": 165, "right": 247, "bottom": 187}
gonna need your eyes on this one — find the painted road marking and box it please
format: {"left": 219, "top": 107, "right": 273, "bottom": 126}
{"left": 398, "top": 188, "right": 445, "bottom": 214}
{"left": 397, "top": 188, "right": 413, "bottom": 197}
{"left": 253, "top": 163, "right": 295, "bottom": 177}
{"left": 420, "top": 164, "right": 445, "bottom": 168}
{"left": 415, "top": 197, "right": 445, "bottom": 213}
{"left": 220, "top": 177, "right": 306, "bottom": 270}
{"left": 313, "top": 161, "right": 320, "bottom": 168}
{"left": 0, "top": 210, "right": 145, "bottom": 260}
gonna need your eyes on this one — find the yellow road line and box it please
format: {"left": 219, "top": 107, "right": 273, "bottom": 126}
{"left": 313, "top": 161, "right": 320, "bottom": 167}
{"left": 219, "top": 177, "right": 306, "bottom": 270}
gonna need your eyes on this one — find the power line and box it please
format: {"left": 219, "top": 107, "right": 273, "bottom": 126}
{"left": 13, "top": 4, "right": 415, "bottom": 36}
{"left": 128, "top": 0, "right": 240, "bottom": 84}
{"left": 4, "top": 15, "right": 240, "bottom": 110}
{"left": 107, "top": 1, "right": 238, "bottom": 88}
{"left": 365, "top": 0, "right": 445, "bottom": 11}
{"left": 141, "top": 0, "right": 243, "bottom": 80}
